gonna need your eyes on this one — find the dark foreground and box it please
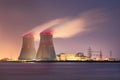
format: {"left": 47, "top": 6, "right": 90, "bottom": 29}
{"left": 0, "top": 62, "right": 120, "bottom": 80}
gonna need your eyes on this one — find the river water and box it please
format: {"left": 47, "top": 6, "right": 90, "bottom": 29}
{"left": 0, "top": 62, "right": 120, "bottom": 80}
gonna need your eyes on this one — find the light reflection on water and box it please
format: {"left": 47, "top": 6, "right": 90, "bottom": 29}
{"left": 0, "top": 62, "right": 120, "bottom": 80}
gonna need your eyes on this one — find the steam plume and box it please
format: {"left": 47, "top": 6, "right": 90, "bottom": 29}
{"left": 27, "top": 8, "right": 108, "bottom": 41}
{"left": 27, "top": 18, "right": 69, "bottom": 41}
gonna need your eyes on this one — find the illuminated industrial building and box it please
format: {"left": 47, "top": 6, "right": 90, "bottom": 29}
{"left": 57, "top": 52, "right": 90, "bottom": 61}
{"left": 36, "top": 30, "right": 56, "bottom": 60}
{"left": 18, "top": 33, "right": 36, "bottom": 60}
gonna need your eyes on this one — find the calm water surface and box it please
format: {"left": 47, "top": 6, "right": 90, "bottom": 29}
{"left": 0, "top": 62, "right": 120, "bottom": 80}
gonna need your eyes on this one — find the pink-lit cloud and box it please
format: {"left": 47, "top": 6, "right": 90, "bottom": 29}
{"left": 28, "top": 8, "right": 108, "bottom": 41}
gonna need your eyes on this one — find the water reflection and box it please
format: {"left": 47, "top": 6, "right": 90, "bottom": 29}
{"left": 0, "top": 62, "right": 120, "bottom": 80}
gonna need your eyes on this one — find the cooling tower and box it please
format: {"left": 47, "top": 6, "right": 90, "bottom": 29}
{"left": 18, "top": 33, "right": 36, "bottom": 60}
{"left": 36, "top": 31, "right": 56, "bottom": 60}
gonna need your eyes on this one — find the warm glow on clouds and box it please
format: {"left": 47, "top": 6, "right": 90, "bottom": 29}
{"left": 0, "top": 37, "right": 19, "bottom": 59}
{"left": 0, "top": 0, "right": 119, "bottom": 60}
{"left": 53, "top": 18, "right": 85, "bottom": 38}
{"left": 28, "top": 9, "right": 107, "bottom": 41}
{"left": 0, "top": 26, "right": 20, "bottom": 59}
{"left": 0, "top": 45, "right": 18, "bottom": 59}
{"left": 28, "top": 18, "right": 68, "bottom": 41}
{"left": 0, "top": 8, "right": 108, "bottom": 59}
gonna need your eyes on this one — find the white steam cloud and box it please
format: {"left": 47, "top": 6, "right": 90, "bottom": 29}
{"left": 28, "top": 8, "right": 108, "bottom": 41}
{"left": 52, "top": 18, "right": 85, "bottom": 38}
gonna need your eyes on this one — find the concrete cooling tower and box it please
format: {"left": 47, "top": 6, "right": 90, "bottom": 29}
{"left": 36, "top": 31, "right": 56, "bottom": 61}
{"left": 18, "top": 33, "right": 36, "bottom": 60}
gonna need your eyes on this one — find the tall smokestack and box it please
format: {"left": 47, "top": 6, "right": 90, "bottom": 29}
{"left": 36, "top": 30, "right": 56, "bottom": 60}
{"left": 18, "top": 33, "right": 36, "bottom": 60}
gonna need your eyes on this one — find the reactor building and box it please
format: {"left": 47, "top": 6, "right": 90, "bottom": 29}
{"left": 18, "top": 33, "right": 36, "bottom": 60}
{"left": 36, "top": 30, "right": 56, "bottom": 61}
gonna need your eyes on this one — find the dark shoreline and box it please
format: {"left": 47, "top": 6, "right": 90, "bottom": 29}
{"left": 0, "top": 60, "right": 120, "bottom": 63}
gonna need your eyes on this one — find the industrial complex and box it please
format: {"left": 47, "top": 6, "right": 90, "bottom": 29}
{"left": 0, "top": 31, "right": 116, "bottom": 61}
{"left": 16, "top": 30, "right": 116, "bottom": 61}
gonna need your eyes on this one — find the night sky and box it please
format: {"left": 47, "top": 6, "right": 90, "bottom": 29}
{"left": 0, "top": 0, "right": 120, "bottom": 59}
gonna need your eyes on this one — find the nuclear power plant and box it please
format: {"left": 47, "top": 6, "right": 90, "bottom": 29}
{"left": 17, "top": 31, "right": 115, "bottom": 61}
{"left": 18, "top": 33, "right": 36, "bottom": 60}
{"left": 36, "top": 31, "right": 56, "bottom": 60}
{"left": 18, "top": 30, "right": 56, "bottom": 61}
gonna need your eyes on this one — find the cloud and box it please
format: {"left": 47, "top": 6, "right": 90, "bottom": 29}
{"left": 52, "top": 18, "right": 85, "bottom": 38}
{"left": 26, "top": 17, "right": 68, "bottom": 41}
{"left": 27, "top": 8, "right": 108, "bottom": 41}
